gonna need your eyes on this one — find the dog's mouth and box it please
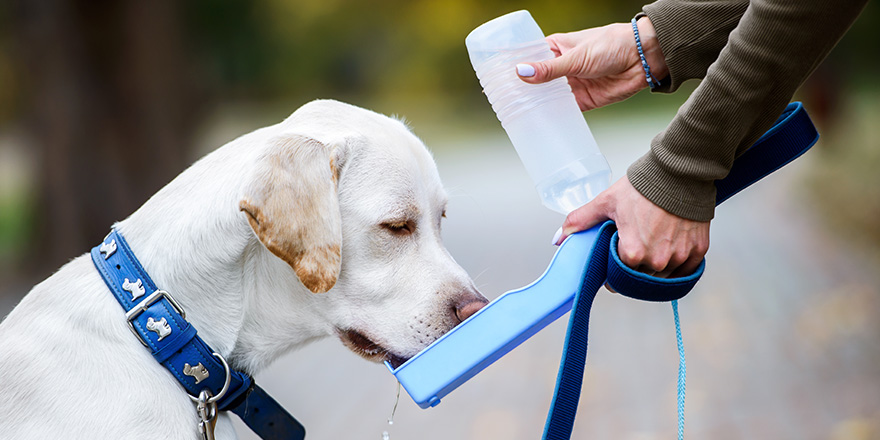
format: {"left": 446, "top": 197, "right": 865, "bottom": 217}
{"left": 338, "top": 329, "right": 410, "bottom": 369}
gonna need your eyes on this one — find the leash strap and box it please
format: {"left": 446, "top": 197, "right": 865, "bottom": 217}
{"left": 228, "top": 383, "right": 307, "bottom": 440}
{"left": 542, "top": 102, "right": 818, "bottom": 439}
{"left": 91, "top": 231, "right": 306, "bottom": 439}
{"left": 672, "top": 299, "right": 686, "bottom": 440}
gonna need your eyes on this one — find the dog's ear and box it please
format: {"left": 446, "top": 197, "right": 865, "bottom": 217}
{"left": 239, "top": 133, "right": 346, "bottom": 293}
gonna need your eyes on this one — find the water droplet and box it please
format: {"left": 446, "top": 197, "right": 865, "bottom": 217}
{"left": 380, "top": 381, "right": 401, "bottom": 440}
{"left": 388, "top": 381, "right": 401, "bottom": 425}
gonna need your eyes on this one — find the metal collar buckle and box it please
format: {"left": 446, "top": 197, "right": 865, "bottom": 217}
{"left": 125, "top": 289, "right": 186, "bottom": 346}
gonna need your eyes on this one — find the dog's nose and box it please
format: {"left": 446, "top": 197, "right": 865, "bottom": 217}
{"left": 454, "top": 292, "right": 489, "bottom": 323}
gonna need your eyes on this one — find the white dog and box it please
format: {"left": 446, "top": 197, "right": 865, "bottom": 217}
{"left": 0, "top": 100, "right": 487, "bottom": 438}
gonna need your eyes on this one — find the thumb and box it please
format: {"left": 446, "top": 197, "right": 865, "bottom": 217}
{"left": 556, "top": 195, "right": 612, "bottom": 245}
{"left": 517, "top": 52, "right": 578, "bottom": 84}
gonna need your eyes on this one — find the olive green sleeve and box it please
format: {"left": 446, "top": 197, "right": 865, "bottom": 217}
{"left": 628, "top": 0, "right": 868, "bottom": 221}
{"left": 643, "top": 0, "right": 750, "bottom": 93}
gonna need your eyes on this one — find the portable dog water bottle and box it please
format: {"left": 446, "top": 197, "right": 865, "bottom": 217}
{"left": 465, "top": 10, "right": 611, "bottom": 214}
{"left": 386, "top": 12, "right": 819, "bottom": 414}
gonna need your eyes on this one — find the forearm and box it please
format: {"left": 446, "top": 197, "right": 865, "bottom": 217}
{"left": 629, "top": 0, "right": 868, "bottom": 221}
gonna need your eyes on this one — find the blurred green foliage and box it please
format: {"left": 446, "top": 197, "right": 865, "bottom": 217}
{"left": 187, "top": 0, "right": 879, "bottom": 104}
{"left": 174, "top": 0, "right": 644, "bottom": 117}
{"left": 0, "top": 193, "right": 33, "bottom": 266}
{"left": 1, "top": 0, "right": 877, "bottom": 123}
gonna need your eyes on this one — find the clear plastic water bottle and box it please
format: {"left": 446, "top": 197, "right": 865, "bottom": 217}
{"left": 465, "top": 10, "right": 611, "bottom": 215}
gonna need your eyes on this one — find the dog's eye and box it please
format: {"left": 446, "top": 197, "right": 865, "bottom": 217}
{"left": 382, "top": 220, "right": 413, "bottom": 235}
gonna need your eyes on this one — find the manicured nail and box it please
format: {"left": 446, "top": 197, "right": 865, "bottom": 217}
{"left": 516, "top": 63, "right": 535, "bottom": 77}
{"left": 552, "top": 227, "right": 563, "bottom": 246}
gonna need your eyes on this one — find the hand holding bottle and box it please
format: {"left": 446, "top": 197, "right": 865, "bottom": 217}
{"left": 516, "top": 18, "right": 668, "bottom": 111}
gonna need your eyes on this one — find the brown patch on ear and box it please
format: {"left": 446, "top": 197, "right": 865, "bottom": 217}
{"left": 240, "top": 134, "right": 345, "bottom": 293}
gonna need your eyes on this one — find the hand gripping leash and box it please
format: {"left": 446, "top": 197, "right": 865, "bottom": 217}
{"left": 542, "top": 102, "right": 819, "bottom": 439}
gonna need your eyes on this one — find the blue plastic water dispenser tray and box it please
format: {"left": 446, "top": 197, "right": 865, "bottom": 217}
{"left": 386, "top": 227, "right": 599, "bottom": 408}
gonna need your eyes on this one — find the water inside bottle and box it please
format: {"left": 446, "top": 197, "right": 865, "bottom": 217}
{"left": 538, "top": 170, "right": 611, "bottom": 215}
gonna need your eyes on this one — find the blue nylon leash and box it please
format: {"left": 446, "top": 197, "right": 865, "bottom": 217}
{"left": 542, "top": 102, "right": 819, "bottom": 439}
{"left": 672, "top": 299, "right": 685, "bottom": 440}
{"left": 91, "top": 231, "right": 306, "bottom": 439}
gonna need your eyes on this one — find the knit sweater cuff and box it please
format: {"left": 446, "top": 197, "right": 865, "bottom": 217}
{"left": 627, "top": 152, "right": 717, "bottom": 221}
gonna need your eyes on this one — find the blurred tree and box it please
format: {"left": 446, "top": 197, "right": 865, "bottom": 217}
{"left": 11, "top": 0, "right": 201, "bottom": 272}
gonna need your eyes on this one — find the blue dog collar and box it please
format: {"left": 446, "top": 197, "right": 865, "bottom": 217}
{"left": 91, "top": 230, "right": 251, "bottom": 408}
{"left": 91, "top": 229, "right": 306, "bottom": 439}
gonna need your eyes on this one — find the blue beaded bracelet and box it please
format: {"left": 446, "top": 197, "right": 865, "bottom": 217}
{"left": 632, "top": 13, "right": 663, "bottom": 90}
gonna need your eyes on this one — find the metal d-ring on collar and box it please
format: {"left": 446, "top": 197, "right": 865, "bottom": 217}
{"left": 190, "top": 352, "right": 232, "bottom": 404}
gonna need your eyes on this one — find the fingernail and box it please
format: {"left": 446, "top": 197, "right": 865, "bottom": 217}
{"left": 552, "top": 227, "right": 563, "bottom": 246}
{"left": 516, "top": 63, "right": 535, "bottom": 77}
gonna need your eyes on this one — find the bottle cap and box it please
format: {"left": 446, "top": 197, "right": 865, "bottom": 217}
{"left": 465, "top": 10, "right": 545, "bottom": 70}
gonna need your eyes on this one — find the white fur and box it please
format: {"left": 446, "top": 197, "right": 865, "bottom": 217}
{"left": 0, "top": 100, "right": 484, "bottom": 438}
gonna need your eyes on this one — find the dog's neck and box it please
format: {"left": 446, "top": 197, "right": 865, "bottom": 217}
{"left": 114, "top": 137, "right": 331, "bottom": 374}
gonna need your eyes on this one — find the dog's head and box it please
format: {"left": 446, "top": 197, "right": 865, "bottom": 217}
{"left": 239, "top": 100, "right": 487, "bottom": 368}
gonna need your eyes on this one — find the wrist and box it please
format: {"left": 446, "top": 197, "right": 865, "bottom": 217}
{"left": 627, "top": 155, "right": 716, "bottom": 222}
{"left": 634, "top": 15, "right": 669, "bottom": 82}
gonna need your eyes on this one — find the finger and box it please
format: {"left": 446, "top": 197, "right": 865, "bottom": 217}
{"left": 551, "top": 227, "right": 563, "bottom": 246}
{"left": 616, "top": 234, "right": 647, "bottom": 271}
{"left": 638, "top": 262, "right": 663, "bottom": 276}
{"left": 653, "top": 269, "right": 674, "bottom": 279}
{"left": 669, "top": 235, "right": 709, "bottom": 277}
{"left": 669, "top": 253, "right": 705, "bottom": 279}
{"left": 620, "top": 238, "right": 670, "bottom": 275}
{"left": 654, "top": 249, "right": 691, "bottom": 279}
{"left": 545, "top": 33, "right": 565, "bottom": 57}
{"left": 632, "top": 264, "right": 657, "bottom": 277}
{"left": 556, "top": 196, "right": 611, "bottom": 244}
{"left": 517, "top": 51, "right": 578, "bottom": 84}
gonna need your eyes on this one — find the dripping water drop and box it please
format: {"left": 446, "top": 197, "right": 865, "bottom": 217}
{"left": 380, "top": 381, "right": 402, "bottom": 439}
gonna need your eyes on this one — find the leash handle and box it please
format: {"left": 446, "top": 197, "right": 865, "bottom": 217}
{"left": 543, "top": 102, "right": 818, "bottom": 439}
{"left": 607, "top": 101, "right": 818, "bottom": 302}
{"left": 716, "top": 101, "right": 819, "bottom": 205}
{"left": 604, "top": 101, "right": 818, "bottom": 302}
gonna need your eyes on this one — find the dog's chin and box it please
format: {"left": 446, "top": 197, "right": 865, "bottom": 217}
{"left": 338, "top": 329, "right": 410, "bottom": 369}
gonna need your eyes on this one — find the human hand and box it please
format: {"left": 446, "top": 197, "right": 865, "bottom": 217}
{"left": 554, "top": 177, "right": 709, "bottom": 278}
{"left": 516, "top": 18, "right": 667, "bottom": 111}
